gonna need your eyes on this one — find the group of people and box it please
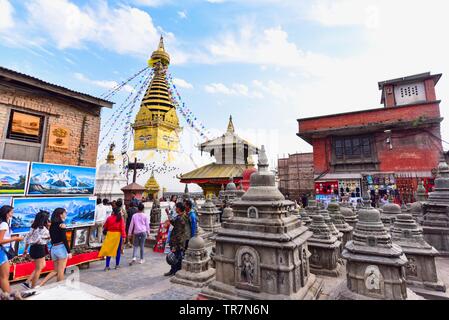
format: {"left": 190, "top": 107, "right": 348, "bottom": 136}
{"left": 164, "top": 196, "right": 198, "bottom": 277}
{"left": 0, "top": 204, "right": 72, "bottom": 293}
{"left": 98, "top": 195, "right": 150, "bottom": 270}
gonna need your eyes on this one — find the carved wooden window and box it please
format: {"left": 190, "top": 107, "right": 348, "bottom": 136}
{"left": 6, "top": 110, "right": 44, "bottom": 143}
{"left": 333, "top": 136, "right": 373, "bottom": 161}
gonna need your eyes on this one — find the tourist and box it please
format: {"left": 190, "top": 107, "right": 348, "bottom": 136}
{"left": 380, "top": 194, "right": 389, "bottom": 206}
{"left": 116, "top": 199, "right": 127, "bottom": 252}
{"left": 166, "top": 195, "right": 177, "bottom": 220}
{"left": 104, "top": 199, "right": 113, "bottom": 220}
{"left": 130, "top": 192, "right": 139, "bottom": 207}
{"left": 0, "top": 205, "right": 24, "bottom": 294}
{"left": 126, "top": 202, "right": 138, "bottom": 238}
{"left": 301, "top": 194, "right": 309, "bottom": 208}
{"left": 22, "top": 210, "right": 51, "bottom": 289}
{"left": 91, "top": 198, "right": 105, "bottom": 243}
{"left": 164, "top": 202, "right": 187, "bottom": 276}
{"left": 183, "top": 199, "right": 197, "bottom": 249}
{"left": 40, "top": 208, "right": 72, "bottom": 286}
{"left": 99, "top": 206, "right": 126, "bottom": 271}
{"left": 128, "top": 203, "right": 150, "bottom": 265}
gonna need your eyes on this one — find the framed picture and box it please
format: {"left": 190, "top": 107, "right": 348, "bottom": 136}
{"left": 66, "top": 230, "right": 74, "bottom": 250}
{"left": 27, "top": 162, "right": 96, "bottom": 196}
{"left": 12, "top": 197, "right": 97, "bottom": 234}
{"left": 0, "top": 159, "right": 30, "bottom": 196}
{"left": 73, "top": 227, "right": 90, "bottom": 247}
{"left": 48, "top": 125, "right": 71, "bottom": 150}
{"left": 7, "top": 110, "right": 44, "bottom": 143}
{"left": 0, "top": 197, "right": 13, "bottom": 207}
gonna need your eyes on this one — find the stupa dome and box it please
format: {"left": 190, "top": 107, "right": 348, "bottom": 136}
{"left": 382, "top": 202, "right": 402, "bottom": 214}
{"left": 188, "top": 235, "right": 205, "bottom": 250}
{"left": 340, "top": 206, "right": 355, "bottom": 217}
{"left": 358, "top": 206, "right": 381, "bottom": 223}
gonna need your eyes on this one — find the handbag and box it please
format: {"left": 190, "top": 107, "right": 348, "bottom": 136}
{"left": 1, "top": 245, "right": 17, "bottom": 260}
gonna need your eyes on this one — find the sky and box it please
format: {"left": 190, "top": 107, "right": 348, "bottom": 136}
{"left": 1, "top": 0, "right": 449, "bottom": 181}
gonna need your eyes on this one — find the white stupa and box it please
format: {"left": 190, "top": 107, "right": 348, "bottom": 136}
{"left": 95, "top": 143, "right": 127, "bottom": 201}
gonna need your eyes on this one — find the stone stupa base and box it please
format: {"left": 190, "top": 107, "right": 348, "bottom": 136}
{"left": 329, "top": 280, "right": 424, "bottom": 300}
{"left": 170, "top": 269, "right": 216, "bottom": 288}
{"left": 423, "top": 228, "right": 449, "bottom": 257}
{"left": 408, "top": 284, "right": 449, "bottom": 300}
{"left": 310, "top": 264, "right": 342, "bottom": 277}
{"left": 199, "top": 274, "right": 323, "bottom": 300}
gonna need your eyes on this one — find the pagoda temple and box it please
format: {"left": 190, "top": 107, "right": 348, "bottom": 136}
{"left": 179, "top": 116, "right": 259, "bottom": 197}
{"left": 132, "top": 36, "right": 181, "bottom": 152}
{"left": 143, "top": 170, "right": 160, "bottom": 200}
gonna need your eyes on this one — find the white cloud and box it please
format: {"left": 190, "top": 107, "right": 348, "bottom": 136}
{"left": 23, "top": 0, "right": 166, "bottom": 58}
{"left": 204, "top": 82, "right": 263, "bottom": 98}
{"left": 133, "top": 0, "right": 172, "bottom": 6}
{"left": 177, "top": 10, "right": 187, "bottom": 19}
{"left": 74, "top": 73, "right": 134, "bottom": 93}
{"left": 0, "top": 0, "right": 14, "bottom": 31}
{"left": 173, "top": 78, "right": 193, "bottom": 89}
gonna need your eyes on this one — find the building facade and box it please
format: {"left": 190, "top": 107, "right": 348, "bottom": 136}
{"left": 0, "top": 67, "right": 112, "bottom": 166}
{"left": 297, "top": 72, "right": 444, "bottom": 205}
{"left": 278, "top": 153, "right": 314, "bottom": 200}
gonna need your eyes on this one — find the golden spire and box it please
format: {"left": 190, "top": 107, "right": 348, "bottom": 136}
{"left": 145, "top": 170, "right": 160, "bottom": 193}
{"left": 227, "top": 115, "right": 235, "bottom": 133}
{"left": 106, "top": 143, "right": 116, "bottom": 164}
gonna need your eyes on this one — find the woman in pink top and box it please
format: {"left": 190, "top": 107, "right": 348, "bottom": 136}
{"left": 128, "top": 203, "right": 150, "bottom": 265}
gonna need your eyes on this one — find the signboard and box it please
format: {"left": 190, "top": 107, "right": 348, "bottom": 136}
{"left": 153, "top": 221, "right": 170, "bottom": 253}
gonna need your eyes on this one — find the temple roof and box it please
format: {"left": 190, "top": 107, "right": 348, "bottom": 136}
{"left": 179, "top": 163, "right": 247, "bottom": 183}
{"left": 145, "top": 171, "right": 160, "bottom": 191}
{"left": 200, "top": 115, "right": 258, "bottom": 151}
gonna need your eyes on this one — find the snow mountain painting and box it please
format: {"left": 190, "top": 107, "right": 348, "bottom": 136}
{"left": 12, "top": 197, "right": 96, "bottom": 234}
{"left": 28, "top": 162, "right": 96, "bottom": 196}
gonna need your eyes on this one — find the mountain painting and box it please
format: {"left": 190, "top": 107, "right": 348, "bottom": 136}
{"left": 28, "top": 162, "right": 96, "bottom": 196}
{"left": 12, "top": 197, "right": 96, "bottom": 234}
{"left": 0, "top": 197, "right": 12, "bottom": 207}
{"left": 0, "top": 159, "right": 30, "bottom": 196}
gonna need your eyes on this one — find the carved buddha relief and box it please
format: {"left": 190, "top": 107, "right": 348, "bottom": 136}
{"left": 235, "top": 246, "right": 261, "bottom": 292}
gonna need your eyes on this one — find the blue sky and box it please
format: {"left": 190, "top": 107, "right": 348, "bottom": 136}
{"left": 1, "top": 0, "right": 449, "bottom": 171}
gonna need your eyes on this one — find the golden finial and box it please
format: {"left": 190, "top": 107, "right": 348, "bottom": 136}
{"left": 227, "top": 115, "right": 235, "bottom": 133}
{"left": 106, "top": 143, "right": 115, "bottom": 164}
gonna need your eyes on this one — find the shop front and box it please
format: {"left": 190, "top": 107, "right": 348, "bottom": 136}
{"left": 314, "top": 173, "right": 363, "bottom": 207}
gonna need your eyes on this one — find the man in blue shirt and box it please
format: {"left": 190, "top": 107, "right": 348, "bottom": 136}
{"left": 183, "top": 199, "right": 197, "bottom": 249}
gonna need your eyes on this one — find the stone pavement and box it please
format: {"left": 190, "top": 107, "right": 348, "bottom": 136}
{"left": 12, "top": 247, "right": 201, "bottom": 300}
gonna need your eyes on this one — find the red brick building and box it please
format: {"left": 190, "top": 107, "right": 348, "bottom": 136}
{"left": 297, "top": 72, "right": 444, "bottom": 204}
{"left": 0, "top": 67, "right": 113, "bottom": 166}
{"left": 278, "top": 153, "right": 314, "bottom": 200}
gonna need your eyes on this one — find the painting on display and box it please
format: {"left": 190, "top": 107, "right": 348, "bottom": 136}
{"left": 14, "top": 236, "right": 52, "bottom": 256}
{"left": 0, "top": 159, "right": 30, "bottom": 196}
{"left": 27, "top": 162, "right": 96, "bottom": 196}
{"left": 0, "top": 197, "right": 13, "bottom": 207}
{"left": 12, "top": 197, "right": 97, "bottom": 234}
{"left": 48, "top": 125, "right": 71, "bottom": 150}
{"left": 73, "top": 227, "right": 89, "bottom": 247}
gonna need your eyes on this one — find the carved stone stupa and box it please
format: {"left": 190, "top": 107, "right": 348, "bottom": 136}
{"left": 171, "top": 235, "right": 216, "bottom": 288}
{"left": 95, "top": 143, "right": 126, "bottom": 201}
{"left": 391, "top": 214, "right": 446, "bottom": 295}
{"left": 327, "top": 198, "right": 353, "bottom": 247}
{"left": 149, "top": 199, "right": 162, "bottom": 238}
{"left": 307, "top": 214, "right": 342, "bottom": 277}
{"left": 408, "top": 181, "right": 427, "bottom": 223}
{"left": 380, "top": 199, "right": 402, "bottom": 230}
{"left": 422, "top": 158, "right": 449, "bottom": 255}
{"left": 200, "top": 146, "right": 322, "bottom": 300}
{"left": 340, "top": 203, "right": 358, "bottom": 229}
{"left": 332, "top": 199, "right": 409, "bottom": 300}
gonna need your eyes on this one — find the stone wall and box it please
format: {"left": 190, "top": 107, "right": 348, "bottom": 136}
{"left": 0, "top": 86, "right": 101, "bottom": 167}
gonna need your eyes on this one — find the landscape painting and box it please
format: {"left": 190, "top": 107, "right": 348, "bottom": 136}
{"left": 27, "top": 162, "right": 96, "bottom": 196}
{"left": 0, "top": 159, "right": 29, "bottom": 196}
{"left": 12, "top": 197, "right": 96, "bottom": 234}
{"left": 0, "top": 197, "right": 12, "bottom": 207}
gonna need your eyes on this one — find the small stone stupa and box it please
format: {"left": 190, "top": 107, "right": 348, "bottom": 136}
{"left": 149, "top": 199, "right": 162, "bottom": 238}
{"left": 200, "top": 146, "right": 322, "bottom": 300}
{"left": 331, "top": 199, "right": 410, "bottom": 300}
{"left": 198, "top": 197, "right": 221, "bottom": 247}
{"left": 391, "top": 214, "right": 446, "bottom": 295}
{"left": 307, "top": 214, "right": 342, "bottom": 277}
{"left": 340, "top": 203, "right": 358, "bottom": 229}
{"left": 408, "top": 181, "right": 427, "bottom": 223}
{"left": 95, "top": 143, "right": 127, "bottom": 201}
{"left": 143, "top": 171, "right": 160, "bottom": 200}
{"left": 327, "top": 198, "right": 353, "bottom": 247}
{"left": 380, "top": 197, "right": 402, "bottom": 230}
{"left": 422, "top": 158, "right": 449, "bottom": 255}
{"left": 171, "top": 235, "right": 216, "bottom": 288}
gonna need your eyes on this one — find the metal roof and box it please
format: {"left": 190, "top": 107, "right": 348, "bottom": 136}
{"left": 0, "top": 66, "right": 114, "bottom": 109}
{"left": 180, "top": 163, "right": 247, "bottom": 180}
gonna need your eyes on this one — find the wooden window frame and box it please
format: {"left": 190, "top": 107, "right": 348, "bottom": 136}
{"left": 6, "top": 109, "right": 45, "bottom": 143}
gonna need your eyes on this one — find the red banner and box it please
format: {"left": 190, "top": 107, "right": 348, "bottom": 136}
{"left": 153, "top": 222, "right": 170, "bottom": 253}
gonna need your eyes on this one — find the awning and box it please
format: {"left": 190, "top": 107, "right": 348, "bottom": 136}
{"left": 315, "top": 173, "right": 362, "bottom": 181}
